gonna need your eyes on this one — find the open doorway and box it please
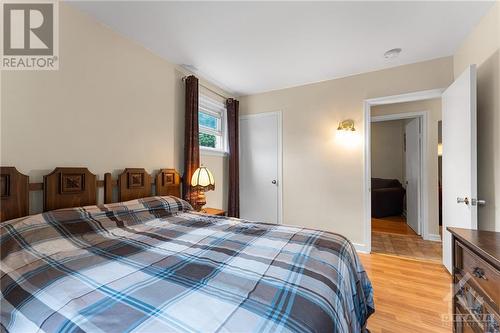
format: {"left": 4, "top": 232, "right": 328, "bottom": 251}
{"left": 367, "top": 98, "right": 443, "bottom": 262}
{"left": 363, "top": 66, "right": 478, "bottom": 270}
{"left": 371, "top": 116, "right": 421, "bottom": 233}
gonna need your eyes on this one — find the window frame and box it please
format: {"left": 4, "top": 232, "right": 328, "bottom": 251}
{"left": 198, "top": 94, "right": 228, "bottom": 156}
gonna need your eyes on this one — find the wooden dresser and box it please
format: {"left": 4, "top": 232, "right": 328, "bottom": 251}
{"left": 448, "top": 227, "right": 500, "bottom": 333}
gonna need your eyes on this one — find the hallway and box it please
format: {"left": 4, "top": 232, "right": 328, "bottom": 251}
{"left": 372, "top": 216, "right": 442, "bottom": 262}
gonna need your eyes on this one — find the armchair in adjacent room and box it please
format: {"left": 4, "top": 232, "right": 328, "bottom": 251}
{"left": 371, "top": 178, "right": 406, "bottom": 218}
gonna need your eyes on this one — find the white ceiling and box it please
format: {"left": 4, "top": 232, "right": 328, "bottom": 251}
{"left": 68, "top": 1, "right": 494, "bottom": 96}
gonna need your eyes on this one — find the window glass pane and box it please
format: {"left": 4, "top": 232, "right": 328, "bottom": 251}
{"left": 199, "top": 112, "right": 217, "bottom": 130}
{"left": 199, "top": 132, "right": 216, "bottom": 148}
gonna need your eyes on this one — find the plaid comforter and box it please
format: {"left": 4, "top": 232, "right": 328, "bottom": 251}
{"left": 1, "top": 196, "right": 374, "bottom": 333}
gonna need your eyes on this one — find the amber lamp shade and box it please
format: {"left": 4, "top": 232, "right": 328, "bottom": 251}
{"left": 190, "top": 166, "right": 215, "bottom": 211}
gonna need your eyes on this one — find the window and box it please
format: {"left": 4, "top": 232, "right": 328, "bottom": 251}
{"left": 199, "top": 94, "right": 227, "bottom": 154}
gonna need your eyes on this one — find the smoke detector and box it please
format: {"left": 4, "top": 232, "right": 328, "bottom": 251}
{"left": 384, "top": 48, "right": 402, "bottom": 59}
{"left": 181, "top": 64, "right": 198, "bottom": 72}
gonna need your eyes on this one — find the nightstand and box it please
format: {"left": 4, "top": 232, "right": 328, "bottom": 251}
{"left": 202, "top": 208, "right": 226, "bottom": 216}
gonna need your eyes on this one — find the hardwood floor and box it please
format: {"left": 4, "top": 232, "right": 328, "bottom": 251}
{"left": 360, "top": 253, "right": 452, "bottom": 333}
{"left": 372, "top": 216, "right": 442, "bottom": 262}
{"left": 372, "top": 216, "right": 417, "bottom": 235}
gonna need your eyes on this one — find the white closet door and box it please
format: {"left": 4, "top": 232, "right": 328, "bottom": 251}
{"left": 239, "top": 112, "right": 281, "bottom": 224}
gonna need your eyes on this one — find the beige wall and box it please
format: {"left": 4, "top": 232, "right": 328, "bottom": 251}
{"left": 0, "top": 3, "right": 228, "bottom": 213}
{"left": 239, "top": 57, "right": 453, "bottom": 247}
{"left": 370, "top": 120, "right": 405, "bottom": 183}
{"left": 372, "top": 98, "right": 442, "bottom": 237}
{"left": 453, "top": 2, "right": 499, "bottom": 232}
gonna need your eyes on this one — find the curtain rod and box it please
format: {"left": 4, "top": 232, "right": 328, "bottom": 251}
{"left": 182, "top": 75, "right": 229, "bottom": 100}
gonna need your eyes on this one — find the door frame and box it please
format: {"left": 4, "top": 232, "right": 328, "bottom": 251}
{"left": 363, "top": 89, "right": 444, "bottom": 253}
{"left": 239, "top": 111, "right": 283, "bottom": 224}
{"left": 371, "top": 112, "right": 427, "bottom": 236}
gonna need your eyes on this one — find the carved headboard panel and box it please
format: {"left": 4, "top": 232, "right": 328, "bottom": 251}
{"left": 0, "top": 167, "right": 29, "bottom": 222}
{"left": 0, "top": 166, "right": 183, "bottom": 221}
{"left": 117, "top": 168, "right": 152, "bottom": 202}
{"left": 156, "top": 168, "right": 181, "bottom": 198}
{"left": 44, "top": 167, "right": 97, "bottom": 211}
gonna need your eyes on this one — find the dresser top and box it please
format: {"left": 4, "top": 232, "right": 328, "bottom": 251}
{"left": 448, "top": 227, "right": 500, "bottom": 269}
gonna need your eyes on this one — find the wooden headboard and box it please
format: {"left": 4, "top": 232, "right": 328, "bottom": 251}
{"left": 0, "top": 167, "right": 29, "bottom": 221}
{"left": 117, "top": 168, "right": 152, "bottom": 202}
{"left": 0, "top": 166, "right": 182, "bottom": 222}
{"left": 44, "top": 167, "right": 97, "bottom": 211}
{"left": 156, "top": 168, "right": 181, "bottom": 198}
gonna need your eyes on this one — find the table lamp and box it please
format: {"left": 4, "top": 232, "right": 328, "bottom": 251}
{"left": 190, "top": 166, "right": 215, "bottom": 211}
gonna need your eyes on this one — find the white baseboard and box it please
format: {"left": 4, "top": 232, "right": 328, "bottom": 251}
{"left": 425, "top": 233, "right": 442, "bottom": 242}
{"left": 353, "top": 243, "right": 370, "bottom": 253}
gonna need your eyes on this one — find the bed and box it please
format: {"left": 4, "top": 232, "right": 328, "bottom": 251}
{"left": 0, "top": 167, "right": 374, "bottom": 333}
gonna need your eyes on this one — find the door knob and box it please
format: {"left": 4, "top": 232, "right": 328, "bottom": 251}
{"left": 457, "top": 197, "right": 469, "bottom": 205}
{"left": 471, "top": 198, "right": 486, "bottom": 206}
{"left": 271, "top": 180, "right": 277, "bottom": 185}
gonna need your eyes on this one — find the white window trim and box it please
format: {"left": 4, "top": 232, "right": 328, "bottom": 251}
{"left": 200, "top": 146, "right": 228, "bottom": 157}
{"left": 199, "top": 94, "right": 228, "bottom": 155}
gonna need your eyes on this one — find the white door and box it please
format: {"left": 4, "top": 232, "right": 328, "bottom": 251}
{"left": 442, "top": 65, "right": 478, "bottom": 273}
{"left": 239, "top": 112, "right": 281, "bottom": 224}
{"left": 405, "top": 118, "right": 421, "bottom": 235}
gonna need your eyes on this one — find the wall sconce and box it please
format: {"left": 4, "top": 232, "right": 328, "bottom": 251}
{"left": 337, "top": 119, "right": 356, "bottom": 132}
{"left": 336, "top": 119, "right": 359, "bottom": 148}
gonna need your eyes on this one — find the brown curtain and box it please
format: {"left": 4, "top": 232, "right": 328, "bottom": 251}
{"left": 183, "top": 75, "right": 199, "bottom": 204}
{"left": 226, "top": 98, "right": 240, "bottom": 217}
